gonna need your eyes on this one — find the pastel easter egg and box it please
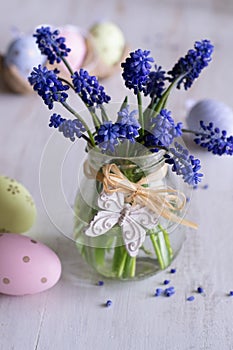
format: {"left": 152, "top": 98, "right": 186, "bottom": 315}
{"left": 0, "top": 233, "right": 62, "bottom": 295}
{"left": 0, "top": 176, "right": 36, "bottom": 233}
{"left": 186, "top": 99, "right": 233, "bottom": 134}
{"left": 4, "top": 35, "right": 46, "bottom": 79}
{"left": 59, "top": 25, "right": 87, "bottom": 71}
{"left": 90, "top": 21, "right": 125, "bottom": 66}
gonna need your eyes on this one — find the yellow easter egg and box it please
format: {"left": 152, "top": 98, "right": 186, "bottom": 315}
{"left": 0, "top": 176, "right": 36, "bottom": 233}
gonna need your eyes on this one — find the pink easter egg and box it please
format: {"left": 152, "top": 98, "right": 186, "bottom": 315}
{"left": 59, "top": 25, "right": 87, "bottom": 71}
{"left": 0, "top": 233, "right": 62, "bottom": 296}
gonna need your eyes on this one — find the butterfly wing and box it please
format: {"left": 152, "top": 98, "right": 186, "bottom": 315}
{"left": 98, "top": 191, "right": 124, "bottom": 212}
{"left": 85, "top": 191, "right": 123, "bottom": 237}
{"left": 129, "top": 205, "right": 159, "bottom": 229}
{"left": 122, "top": 217, "right": 146, "bottom": 257}
{"left": 85, "top": 211, "right": 118, "bottom": 237}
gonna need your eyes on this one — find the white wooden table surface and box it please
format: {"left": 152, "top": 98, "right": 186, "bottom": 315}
{"left": 1, "top": 1, "right": 233, "bottom": 349}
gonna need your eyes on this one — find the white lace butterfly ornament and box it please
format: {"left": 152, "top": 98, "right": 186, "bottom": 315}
{"left": 85, "top": 191, "right": 159, "bottom": 257}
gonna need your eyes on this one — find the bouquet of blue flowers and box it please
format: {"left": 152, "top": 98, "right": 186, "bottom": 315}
{"left": 28, "top": 26, "right": 233, "bottom": 279}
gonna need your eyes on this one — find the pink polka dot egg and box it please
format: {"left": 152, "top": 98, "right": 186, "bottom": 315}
{"left": 0, "top": 233, "right": 62, "bottom": 296}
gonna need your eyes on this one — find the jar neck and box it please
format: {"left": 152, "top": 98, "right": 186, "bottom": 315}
{"left": 87, "top": 147, "right": 166, "bottom": 183}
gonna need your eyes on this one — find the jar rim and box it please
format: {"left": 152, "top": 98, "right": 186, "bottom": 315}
{"left": 87, "top": 145, "right": 166, "bottom": 162}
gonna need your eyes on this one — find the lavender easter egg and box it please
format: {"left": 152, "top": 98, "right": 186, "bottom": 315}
{"left": 0, "top": 233, "right": 62, "bottom": 296}
{"left": 4, "top": 35, "right": 46, "bottom": 79}
{"left": 186, "top": 99, "right": 233, "bottom": 134}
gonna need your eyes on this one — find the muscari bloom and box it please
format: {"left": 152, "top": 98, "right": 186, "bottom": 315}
{"left": 144, "top": 65, "right": 167, "bottom": 99}
{"left": 95, "top": 121, "right": 120, "bottom": 152}
{"left": 95, "top": 108, "right": 141, "bottom": 152}
{"left": 121, "top": 49, "right": 154, "bottom": 94}
{"left": 147, "top": 109, "right": 183, "bottom": 148}
{"left": 168, "top": 39, "right": 214, "bottom": 90}
{"left": 164, "top": 142, "right": 203, "bottom": 185}
{"left": 49, "top": 114, "right": 86, "bottom": 141}
{"left": 117, "top": 106, "right": 141, "bottom": 142}
{"left": 49, "top": 113, "right": 66, "bottom": 128}
{"left": 28, "top": 65, "right": 69, "bottom": 109}
{"left": 193, "top": 121, "right": 233, "bottom": 155}
{"left": 72, "top": 69, "right": 111, "bottom": 107}
{"left": 117, "top": 106, "right": 140, "bottom": 127}
{"left": 58, "top": 119, "right": 86, "bottom": 142}
{"left": 33, "top": 26, "right": 71, "bottom": 64}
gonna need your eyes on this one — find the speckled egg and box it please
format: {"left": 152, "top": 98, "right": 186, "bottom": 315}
{"left": 4, "top": 35, "right": 46, "bottom": 79}
{"left": 90, "top": 21, "right": 125, "bottom": 66}
{"left": 0, "top": 176, "right": 36, "bottom": 233}
{"left": 186, "top": 99, "right": 233, "bottom": 134}
{"left": 0, "top": 233, "right": 62, "bottom": 295}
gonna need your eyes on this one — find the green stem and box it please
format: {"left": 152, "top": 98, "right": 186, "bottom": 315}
{"left": 143, "top": 105, "right": 153, "bottom": 126}
{"left": 117, "top": 249, "right": 128, "bottom": 278}
{"left": 123, "top": 254, "right": 136, "bottom": 278}
{"left": 80, "top": 244, "right": 86, "bottom": 257}
{"left": 58, "top": 77, "right": 75, "bottom": 91}
{"left": 158, "top": 224, "right": 173, "bottom": 259}
{"left": 112, "top": 246, "right": 122, "bottom": 272}
{"left": 182, "top": 128, "right": 204, "bottom": 136}
{"left": 137, "top": 92, "right": 144, "bottom": 135}
{"left": 140, "top": 245, "right": 153, "bottom": 256}
{"left": 153, "top": 81, "right": 176, "bottom": 113}
{"left": 112, "top": 246, "right": 136, "bottom": 278}
{"left": 81, "top": 133, "right": 92, "bottom": 144}
{"left": 129, "top": 257, "right": 136, "bottom": 277}
{"left": 94, "top": 247, "right": 105, "bottom": 266}
{"left": 144, "top": 96, "right": 158, "bottom": 121}
{"left": 100, "top": 105, "right": 109, "bottom": 122}
{"left": 61, "top": 57, "right": 100, "bottom": 129}
{"left": 150, "top": 233, "right": 166, "bottom": 269}
{"left": 152, "top": 75, "right": 186, "bottom": 115}
{"left": 61, "top": 101, "right": 96, "bottom": 147}
{"left": 61, "top": 57, "right": 74, "bottom": 76}
{"left": 89, "top": 108, "right": 101, "bottom": 128}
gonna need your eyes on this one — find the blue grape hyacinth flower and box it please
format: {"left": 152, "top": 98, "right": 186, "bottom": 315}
{"left": 49, "top": 113, "right": 66, "bottom": 128}
{"left": 193, "top": 121, "right": 233, "bottom": 155}
{"left": 144, "top": 65, "right": 167, "bottom": 99}
{"left": 49, "top": 114, "right": 86, "bottom": 141}
{"left": 149, "top": 109, "right": 183, "bottom": 148}
{"left": 58, "top": 119, "right": 86, "bottom": 142}
{"left": 121, "top": 49, "right": 154, "bottom": 94}
{"left": 28, "top": 65, "right": 69, "bottom": 110}
{"left": 168, "top": 40, "right": 214, "bottom": 90}
{"left": 117, "top": 106, "right": 141, "bottom": 142}
{"left": 164, "top": 142, "right": 203, "bottom": 185}
{"left": 72, "top": 69, "right": 111, "bottom": 107}
{"left": 33, "top": 26, "right": 71, "bottom": 64}
{"left": 95, "top": 121, "right": 120, "bottom": 152}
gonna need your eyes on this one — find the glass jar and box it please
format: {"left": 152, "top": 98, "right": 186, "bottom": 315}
{"left": 73, "top": 143, "right": 191, "bottom": 280}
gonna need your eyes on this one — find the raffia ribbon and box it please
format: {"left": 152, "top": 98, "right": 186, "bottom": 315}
{"left": 84, "top": 161, "right": 197, "bottom": 229}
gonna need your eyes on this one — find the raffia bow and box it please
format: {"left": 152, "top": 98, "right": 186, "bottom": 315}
{"left": 84, "top": 161, "right": 197, "bottom": 229}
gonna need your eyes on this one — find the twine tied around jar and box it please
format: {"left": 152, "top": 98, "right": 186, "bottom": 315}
{"left": 84, "top": 161, "right": 197, "bottom": 229}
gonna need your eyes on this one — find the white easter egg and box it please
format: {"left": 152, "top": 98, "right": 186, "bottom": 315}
{"left": 4, "top": 35, "right": 46, "bottom": 79}
{"left": 0, "top": 176, "right": 36, "bottom": 233}
{"left": 0, "top": 233, "right": 62, "bottom": 296}
{"left": 90, "top": 21, "right": 125, "bottom": 66}
{"left": 186, "top": 99, "right": 233, "bottom": 135}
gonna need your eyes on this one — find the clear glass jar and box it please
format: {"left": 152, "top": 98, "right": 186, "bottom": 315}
{"left": 74, "top": 143, "right": 191, "bottom": 280}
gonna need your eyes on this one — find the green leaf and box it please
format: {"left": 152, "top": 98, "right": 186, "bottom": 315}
{"left": 119, "top": 96, "right": 128, "bottom": 112}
